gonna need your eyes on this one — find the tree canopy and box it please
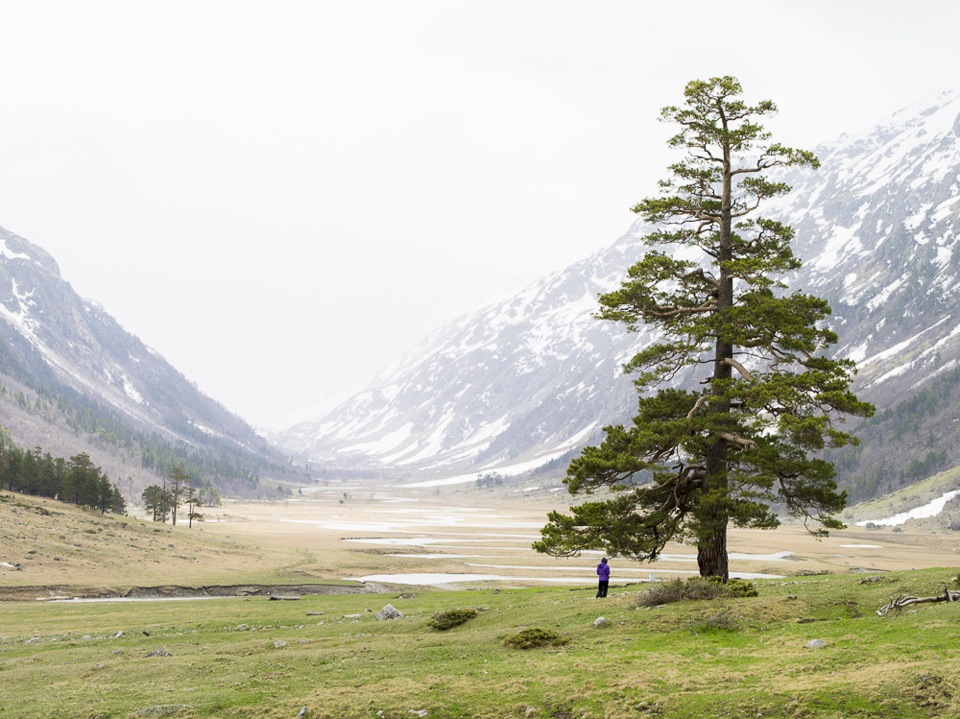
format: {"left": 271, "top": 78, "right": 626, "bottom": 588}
{"left": 534, "top": 76, "right": 874, "bottom": 580}
{"left": 0, "top": 442, "right": 124, "bottom": 515}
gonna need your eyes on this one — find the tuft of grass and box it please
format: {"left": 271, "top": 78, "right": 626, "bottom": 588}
{"left": 428, "top": 608, "right": 479, "bottom": 631}
{"left": 502, "top": 627, "right": 568, "bottom": 650}
{"left": 686, "top": 608, "right": 743, "bottom": 634}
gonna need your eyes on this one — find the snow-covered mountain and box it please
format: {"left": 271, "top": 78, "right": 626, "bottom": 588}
{"left": 280, "top": 91, "right": 960, "bottom": 496}
{"left": 0, "top": 227, "right": 299, "bottom": 496}
{"left": 783, "top": 92, "right": 960, "bottom": 402}
{"left": 282, "top": 235, "right": 652, "bottom": 474}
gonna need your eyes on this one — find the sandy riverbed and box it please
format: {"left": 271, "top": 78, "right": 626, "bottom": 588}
{"left": 200, "top": 484, "right": 960, "bottom": 589}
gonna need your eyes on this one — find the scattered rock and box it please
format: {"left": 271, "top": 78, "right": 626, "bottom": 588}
{"left": 113, "top": 631, "right": 124, "bottom": 638}
{"left": 296, "top": 707, "right": 310, "bottom": 718}
{"left": 594, "top": 617, "right": 608, "bottom": 628}
{"left": 145, "top": 649, "right": 172, "bottom": 657}
{"left": 343, "top": 613, "right": 361, "bottom": 620}
{"left": 376, "top": 604, "right": 403, "bottom": 621}
{"left": 273, "top": 640, "right": 288, "bottom": 648}
{"left": 805, "top": 639, "right": 827, "bottom": 649}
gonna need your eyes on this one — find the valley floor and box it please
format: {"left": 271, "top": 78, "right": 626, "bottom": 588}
{"left": 198, "top": 482, "right": 960, "bottom": 590}
{"left": 4, "top": 482, "right": 959, "bottom": 598}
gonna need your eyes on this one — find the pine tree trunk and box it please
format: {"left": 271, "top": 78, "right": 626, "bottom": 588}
{"left": 696, "top": 121, "right": 735, "bottom": 584}
{"left": 697, "top": 521, "right": 729, "bottom": 581}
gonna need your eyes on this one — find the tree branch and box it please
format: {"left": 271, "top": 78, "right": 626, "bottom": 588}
{"left": 686, "top": 394, "right": 710, "bottom": 419}
{"left": 878, "top": 587, "right": 960, "bottom": 616}
{"left": 717, "top": 432, "right": 756, "bottom": 450}
{"left": 644, "top": 300, "right": 717, "bottom": 320}
{"left": 722, "top": 357, "right": 754, "bottom": 381}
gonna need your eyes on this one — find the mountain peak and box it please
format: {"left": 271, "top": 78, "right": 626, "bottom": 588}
{"left": 274, "top": 93, "right": 960, "bottom": 498}
{"left": 0, "top": 226, "right": 61, "bottom": 277}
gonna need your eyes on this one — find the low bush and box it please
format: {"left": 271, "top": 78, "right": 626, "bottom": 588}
{"left": 636, "top": 577, "right": 757, "bottom": 607}
{"left": 428, "top": 608, "right": 478, "bottom": 631}
{"left": 724, "top": 578, "right": 759, "bottom": 597}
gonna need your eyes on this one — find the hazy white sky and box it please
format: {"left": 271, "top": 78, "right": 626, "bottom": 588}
{"left": 0, "top": 1, "right": 957, "bottom": 429}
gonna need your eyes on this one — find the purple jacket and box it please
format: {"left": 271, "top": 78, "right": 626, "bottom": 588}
{"left": 597, "top": 561, "right": 610, "bottom": 581}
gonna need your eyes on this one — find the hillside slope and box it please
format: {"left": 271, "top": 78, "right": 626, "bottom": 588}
{"left": 0, "top": 227, "right": 305, "bottom": 499}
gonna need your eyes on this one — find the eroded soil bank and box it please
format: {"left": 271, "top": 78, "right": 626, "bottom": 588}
{"left": 0, "top": 582, "right": 387, "bottom": 602}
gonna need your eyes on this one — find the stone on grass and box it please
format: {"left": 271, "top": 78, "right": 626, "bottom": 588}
{"left": 376, "top": 604, "right": 403, "bottom": 621}
{"left": 805, "top": 639, "right": 827, "bottom": 649}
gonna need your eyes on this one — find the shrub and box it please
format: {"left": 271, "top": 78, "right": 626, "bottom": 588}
{"left": 635, "top": 577, "right": 757, "bottom": 607}
{"left": 725, "top": 578, "right": 759, "bottom": 598}
{"left": 428, "top": 608, "right": 478, "bottom": 631}
{"left": 502, "top": 627, "right": 568, "bottom": 650}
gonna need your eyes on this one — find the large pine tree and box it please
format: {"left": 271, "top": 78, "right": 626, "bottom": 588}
{"left": 534, "top": 77, "right": 874, "bottom": 580}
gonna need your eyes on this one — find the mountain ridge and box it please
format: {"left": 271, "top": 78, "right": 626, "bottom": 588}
{"left": 0, "top": 226, "right": 303, "bottom": 499}
{"left": 279, "top": 91, "right": 960, "bottom": 499}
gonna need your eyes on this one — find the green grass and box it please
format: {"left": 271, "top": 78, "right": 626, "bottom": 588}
{"left": 2, "top": 569, "right": 960, "bottom": 718}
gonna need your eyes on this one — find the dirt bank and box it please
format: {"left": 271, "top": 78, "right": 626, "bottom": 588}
{"left": 0, "top": 582, "right": 390, "bottom": 602}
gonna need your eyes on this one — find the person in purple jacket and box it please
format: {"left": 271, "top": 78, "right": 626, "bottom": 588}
{"left": 596, "top": 557, "right": 610, "bottom": 598}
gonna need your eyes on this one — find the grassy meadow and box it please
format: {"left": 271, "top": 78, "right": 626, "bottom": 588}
{"left": 2, "top": 569, "right": 960, "bottom": 718}
{"left": 4, "top": 488, "right": 960, "bottom": 718}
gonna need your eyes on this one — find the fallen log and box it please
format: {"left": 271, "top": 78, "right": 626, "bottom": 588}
{"left": 877, "top": 587, "right": 960, "bottom": 616}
